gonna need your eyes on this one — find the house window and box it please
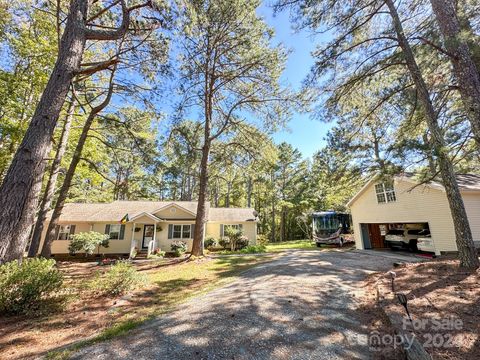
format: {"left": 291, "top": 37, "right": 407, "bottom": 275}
{"left": 182, "top": 225, "right": 191, "bottom": 239}
{"left": 221, "top": 224, "right": 243, "bottom": 237}
{"left": 171, "top": 224, "right": 192, "bottom": 239}
{"left": 173, "top": 225, "right": 182, "bottom": 238}
{"left": 57, "top": 225, "right": 75, "bottom": 240}
{"left": 105, "top": 224, "right": 125, "bottom": 240}
{"left": 224, "top": 224, "right": 240, "bottom": 232}
{"left": 375, "top": 182, "right": 396, "bottom": 204}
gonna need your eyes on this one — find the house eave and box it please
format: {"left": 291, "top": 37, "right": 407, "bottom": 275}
{"left": 346, "top": 174, "right": 380, "bottom": 207}
{"left": 130, "top": 212, "right": 163, "bottom": 222}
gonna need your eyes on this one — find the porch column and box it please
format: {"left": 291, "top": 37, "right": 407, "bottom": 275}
{"left": 129, "top": 222, "right": 136, "bottom": 258}
{"left": 153, "top": 222, "right": 157, "bottom": 250}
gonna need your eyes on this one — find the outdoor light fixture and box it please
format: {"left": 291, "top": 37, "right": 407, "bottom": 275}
{"left": 388, "top": 271, "right": 396, "bottom": 292}
{"left": 396, "top": 293, "right": 412, "bottom": 321}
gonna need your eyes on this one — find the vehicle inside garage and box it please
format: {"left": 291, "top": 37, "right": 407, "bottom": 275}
{"left": 360, "top": 222, "right": 432, "bottom": 253}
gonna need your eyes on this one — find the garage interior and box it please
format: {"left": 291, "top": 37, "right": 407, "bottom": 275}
{"left": 360, "top": 222, "right": 431, "bottom": 252}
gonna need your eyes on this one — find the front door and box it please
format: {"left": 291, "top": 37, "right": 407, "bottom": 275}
{"left": 142, "top": 224, "right": 155, "bottom": 249}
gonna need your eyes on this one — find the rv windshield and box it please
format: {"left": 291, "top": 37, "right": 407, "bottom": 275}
{"left": 313, "top": 212, "right": 351, "bottom": 237}
{"left": 315, "top": 213, "right": 339, "bottom": 231}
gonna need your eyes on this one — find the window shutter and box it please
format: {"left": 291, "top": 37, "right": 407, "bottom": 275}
{"left": 168, "top": 224, "right": 173, "bottom": 239}
{"left": 120, "top": 225, "right": 125, "bottom": 240}
{"left": 105, "top": 224, "right": 110, "bottom": 235}
{"left": 220, "top": 224, "right": 224, "bottom": 237}
{"left": 54, "top": 225, "right": 60, "bottom": 240}
{"left": 190, "top": 224, "right": 195, "bottom": 239}
{"left": 69, "top": 225, "right": 76, "bottom": 239}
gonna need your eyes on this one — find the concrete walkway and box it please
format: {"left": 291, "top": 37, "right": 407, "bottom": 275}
{"left": 69, "top": 250, "right": 411, "bottom": 360}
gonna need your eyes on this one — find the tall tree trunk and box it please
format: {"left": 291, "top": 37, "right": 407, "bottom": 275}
{"left": 271, "top": 202, "right": 276, "bottom": 242}
{"left": 270, "top": 170, "right": 277, "bottom": 242}
{"left": 246, "top": 176, "right": 252, "bottom": 208}
{"left": 0, "top": 0, "right": 87, "bottom": 262}
{"left": 386, "top": 0, "right": 479, "bottom": 269}
{"left": 373, "top": 134, "right": 385, "bottom": 172}
{"left": 28, "top": 96, "right": 75, "bottom": 257}
{"left": 192, "top": 140, "right": 210, "bottom": 256}
{"left": 192, "top": 40, "right": 216, "bottom": 257}
{"left": 41, "top": 71, "right": 116, "bottom": 258}
{"left": 430, "top": 0, "right": 480, "bottom": 149}
{"left": 225, "top": 181, "right": 231, "bottom": 207}
{"left": 180, "top": 174, "right": 186, "bottom": 200}
{"left": 280, "top": 207, "right": 287, "bottom": 242}
{"left": 213, "top": 178, "right": 219, "bottom": 207}
{"left": 187, "top": 173, "right": 192, "bottom": 201}
{"left": 423, "top": 132, "right": 436, "bottom": 175}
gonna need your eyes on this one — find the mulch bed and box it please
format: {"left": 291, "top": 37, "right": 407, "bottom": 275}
{"left": 0, "top": 258, "right": 184, "bottom": 360}
{"left": 361, "top": 259, "right": 480, "bottom": 360}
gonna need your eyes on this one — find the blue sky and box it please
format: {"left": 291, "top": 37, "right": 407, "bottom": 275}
{"left": 258, "top": 4, "right": 333, "bottom": 158}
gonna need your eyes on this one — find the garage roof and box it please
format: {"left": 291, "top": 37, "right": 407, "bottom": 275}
{"left": 402, "top": 173, "right": 480, "bottom": 191}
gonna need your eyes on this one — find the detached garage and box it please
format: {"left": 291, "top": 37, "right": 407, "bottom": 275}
{"left": 347, "top": 173, "right": 480, "bottom": 256}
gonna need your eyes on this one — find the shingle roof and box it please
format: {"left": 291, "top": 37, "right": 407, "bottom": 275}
{"left": 55, "top": 201, "right": 257, "bottom": 222}
{"left": 208, "top": 208, "right": 258, "bottom": 222}
{"left": 401, "top": 173, "right": 480, "bottom": 191}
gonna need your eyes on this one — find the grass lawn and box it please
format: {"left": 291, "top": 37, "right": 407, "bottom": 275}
{"left": 212, "top": 239, "right": 351, "bottom": 255}
{"left": 1, "top": 255, "right": 274, "bottom": 360}
{"left": 265, "top": 239, "right": 320, "bottom": 252}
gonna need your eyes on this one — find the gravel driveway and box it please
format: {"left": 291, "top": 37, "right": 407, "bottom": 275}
{"left": 70, "top": 250, "right": 410, "bottom": 360}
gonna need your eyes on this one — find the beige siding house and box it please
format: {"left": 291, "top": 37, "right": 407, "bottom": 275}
{"left": 38, "top": 201, "right": 258, "bottom": 255}
{"left": 347, "top": 173, "right": 480, "bottom": 255}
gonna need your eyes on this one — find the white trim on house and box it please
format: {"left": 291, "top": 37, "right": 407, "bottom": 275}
{"left": 346, "top": 174, "right": 380, "bottom": 207}
{"left": 130, "top": 212, "right": 163, "bottom": 222}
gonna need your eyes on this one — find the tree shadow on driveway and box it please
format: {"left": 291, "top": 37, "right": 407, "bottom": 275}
{"left": 68, "top": 251, "right": 402, "bottom": 360}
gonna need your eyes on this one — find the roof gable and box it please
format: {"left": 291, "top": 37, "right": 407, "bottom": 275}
{"left": 130, "top": 212, "right": 162, "bottom": 222}
{"left": 153, "top": 203, "right": 198, "bottom": 219}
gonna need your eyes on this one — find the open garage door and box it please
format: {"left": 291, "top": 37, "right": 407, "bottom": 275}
{"left": 361, "top": 222, "right": 431, "bottom": 252}
{"left": 360, "top": 223, "right": 385, "bottom": 249}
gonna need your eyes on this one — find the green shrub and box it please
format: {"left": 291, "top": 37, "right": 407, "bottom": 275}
{"left": 223, "top": 227, "right": 249, "bottom": 251}
{"left": 256, "top": 234, "right": 269, "bottom": 246}
{"left": 171, "top": 240, "right": 187, "bottom": 253}
{"left": 147, "top": 250, "right": 165, "bottom": 259}
{"left": 0, "top": 258, "right": 63, "bottom": 314}
{"left": 240, "top": 245, "right": 266, "bottom": 254}
{"left": 218, "top": 236, "right": 230, "bottom": 249}
{"left": 91, "top": 261, "right": 146, "bottom": 296}
{"left": 69, "top": 231, "right": 110, "bottom": 256}
{"left": 204, "top": 237, "right": 217, "bottom": 249}
{"left": 236, "top": 235, "right": 249, "bottom": 250}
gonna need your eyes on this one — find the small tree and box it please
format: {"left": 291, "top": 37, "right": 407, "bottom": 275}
{"left": 68, "top": 232, "right": 110, "bottom": 256}
{"left": 224, "top": 227, "right": 248, "bottom": 251}
{"left": 177, "top": 0, "right": 292, "bottom": 257}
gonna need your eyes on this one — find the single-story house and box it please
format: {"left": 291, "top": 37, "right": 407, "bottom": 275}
{"left": 347, "top": 173, "right": 480, "bottom": 255}
{"left": 38, "top": 201, "right": 258, "bottom": 255}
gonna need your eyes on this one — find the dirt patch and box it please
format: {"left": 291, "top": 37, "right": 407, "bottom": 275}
{"left": 357, "top": 274, "right": 405, "bottom": 359}
{"left": 361, "top": 259, "right": 480, "bottom": 360}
